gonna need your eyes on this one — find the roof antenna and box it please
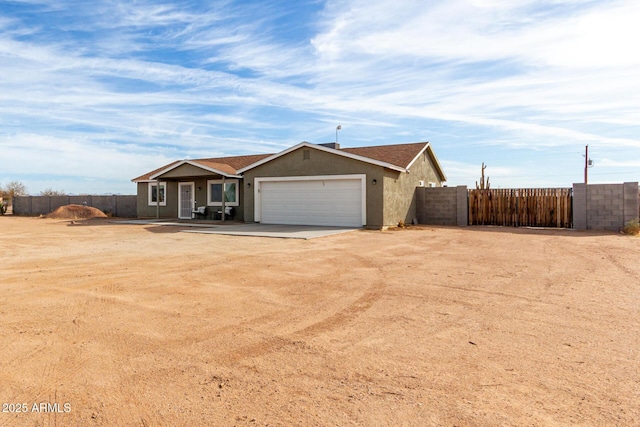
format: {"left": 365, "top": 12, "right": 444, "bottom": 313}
{"left": 336, "top": 125, "right": 342, "bottom": 144}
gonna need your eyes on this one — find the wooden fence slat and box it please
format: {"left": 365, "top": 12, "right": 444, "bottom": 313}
{"left": 468, "top": 187, "right": 572, "bottom": 228}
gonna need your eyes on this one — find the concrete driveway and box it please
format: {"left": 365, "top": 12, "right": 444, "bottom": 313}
{"left": 182, "top": 223, "right": 360, "bottom": 239}
{"left": 116, "top": 220, "right": 359, "bottom": 239}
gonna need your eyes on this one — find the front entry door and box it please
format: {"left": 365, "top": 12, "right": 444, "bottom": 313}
{"left": 178, "top": 182, "right": 194, "bottom": 219}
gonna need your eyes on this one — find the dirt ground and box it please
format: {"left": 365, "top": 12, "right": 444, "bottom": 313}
{"left": 0, "top": 217, "right": 638, "bottom": 427}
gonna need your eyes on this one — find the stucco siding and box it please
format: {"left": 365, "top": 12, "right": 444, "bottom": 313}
{"left": 137, "top": 179, "right": 245, "bottom": 219}
{"left": 136, "top": 181, "right": 178, "bottom": 218}
{"left": 243, "top": 147, "right": 385, "bottom": 227}
{"left": 382, "top": 150, "right": 443, "bottom": 226}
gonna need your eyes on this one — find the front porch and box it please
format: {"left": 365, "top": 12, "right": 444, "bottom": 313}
{"left": 184, "top": 204, "right": 235, "bottom": 221}
{"left": 139, "top": 160, "right": 245, "bottom": 221}
{"left": 130, "top": 217, "right": 244, "bottom": 225}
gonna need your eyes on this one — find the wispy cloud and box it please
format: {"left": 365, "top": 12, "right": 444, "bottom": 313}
{"left": 310, "top": 1, "right": 640, "bottom": 126}
{"left": 0, "top": 0, "right": 638, "bottom": 193}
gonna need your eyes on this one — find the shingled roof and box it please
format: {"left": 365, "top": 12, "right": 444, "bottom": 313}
{"left": 132, "top": 154, "right": 273, "bottom": 182}
{"left": 132, "top": 142, "right": 445, "bottom": 182}
{"left": 342, "top": 142, "right": 429, "bottom": 170}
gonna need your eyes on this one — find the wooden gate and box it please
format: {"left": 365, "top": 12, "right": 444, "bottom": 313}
{"left": 468, "top": 188, "right": 572, "bottom": 227}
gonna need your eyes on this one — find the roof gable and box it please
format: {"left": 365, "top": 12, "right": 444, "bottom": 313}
{"left": 236, "top": 142, "right": 408, "bottom": 174}
{"left": 421, "top": 145, "right": 447, "bottom": 182}
{"left": 132, "top": 153, "right": 272, "bottom": 182}
{"left": 132, "top": 142, "right": 446, "bottom": 182}
{"left": 151, "top": 160, "right": 240, "bottom": 180}
{"left": 341, "top": 142, "right": 446, "bottom": 181}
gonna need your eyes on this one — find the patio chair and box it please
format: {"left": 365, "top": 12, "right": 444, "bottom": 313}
{"left": 192, "top": 206, "right": 207, "bottom": 219}
{"left": 216, "top": 206, "right": 234, "bottom": 220}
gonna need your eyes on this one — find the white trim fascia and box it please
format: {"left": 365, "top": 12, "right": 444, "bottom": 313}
{"left": 405, "top": 142, "right": 430, "bottom": 171}
{"left": 150, "top": 160, "right": 241, "bottom": 180}
{"left": 253, "top": 174, "right": 367, "bottom": 226}
{"left": 237, "top": 142, "right": 406, "bottom": 174}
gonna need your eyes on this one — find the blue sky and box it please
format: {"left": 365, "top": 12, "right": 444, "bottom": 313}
{"left": 1, "top": 0, "right": 639, "bottom": 195}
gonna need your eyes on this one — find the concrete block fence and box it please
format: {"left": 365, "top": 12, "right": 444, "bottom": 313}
{"left": 12, "top": 195, "right": 137, "bottom": 218}
{"left": 12, "top": 183, "right": 639, "bottom": 229}
{"left": 416, "top": 182, "right": 638, "bottom": 231}
{"left": 572, "top": 182, "right": 639, "bottom": 231}
{"left": 415, "top": 186, "right": 468, "bottom": 227}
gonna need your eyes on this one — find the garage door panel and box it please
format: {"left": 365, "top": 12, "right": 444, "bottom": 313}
{"left": 259, "top": 178, "right": 363, "bottom": 227}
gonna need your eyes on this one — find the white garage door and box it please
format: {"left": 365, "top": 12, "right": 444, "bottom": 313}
{"left": 258, "top": 177, "right": 364, "bottom": 227}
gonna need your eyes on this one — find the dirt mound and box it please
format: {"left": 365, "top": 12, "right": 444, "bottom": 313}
{"left": 46, "top": 204, "right": 108, "bottom": 220}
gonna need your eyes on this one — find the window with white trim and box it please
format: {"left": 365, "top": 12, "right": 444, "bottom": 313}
{"left": 207, "top": 179, "right": 239, "bottom": 206}
{"left": 148, "top": 182, "right": 167, "bottom": 206}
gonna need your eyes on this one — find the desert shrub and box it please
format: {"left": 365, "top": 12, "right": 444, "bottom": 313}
{"left": 622, "top": 218, "right": 640, "bottom": 235}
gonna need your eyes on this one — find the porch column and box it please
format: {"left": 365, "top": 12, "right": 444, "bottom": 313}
{"left": 221, "top": 176, "right": 225, "bottom": 222}
{"left": 156, "top": 179, "right": 160, "bottom": 219}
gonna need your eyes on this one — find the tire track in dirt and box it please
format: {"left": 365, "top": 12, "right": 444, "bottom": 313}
{"left": 554, "top": 240, "right": 602, "bottom": 274}
{"left": 5, "top": 270, "right": 99, "bottom": 408}
{"left": 2, "top": 282, "right": 131, "bottom": 425}
{"left": 65, "top": 281, "right": 156, "bottom": 427}
{"left": 603, "top": 251, "right": 638, "bottom": 278}
{"left": 50, "top": 286, "right": 175, "bottom": 318}
{"left": 217, "top": 282, "right": 385, "bottom": 365}
{"left": 291, "top": 279, "right": 385, "bottom": 339}
{"left": 218, "top": 253, "right": 386, "bottom": 364}
{"left": 556, "top": 239, "right": 637, "bottom": 293}
{"left": 2, "top": 345, "right": 93, "bottom": 427}
{"left": 50, "top": 284, "right": 126, "bottom": 350}
{"left": 423, "top": 282, "right": 559, "bottom": 305}
{"left": 2, "top": 338, "right": 57, "bottom": 407}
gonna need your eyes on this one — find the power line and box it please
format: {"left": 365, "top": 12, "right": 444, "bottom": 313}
{"left": 590, "top": 171, "right": 640, "bottom": 176}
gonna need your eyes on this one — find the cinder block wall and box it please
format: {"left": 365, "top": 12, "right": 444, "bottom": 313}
{"left": 416, "top": 186, "right": 468, "bottom": 226}
{"left": 572, "top": 182, "right": 639, "bottom": 231}
{"left": 12, "top": 196, "right": 31, "bottom": 214}
{"left": 12, "top": 195, "right": 137, "bottom": 217}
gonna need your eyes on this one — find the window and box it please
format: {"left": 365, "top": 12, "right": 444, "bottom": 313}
{"left": 207, "top": 179, "right": 239, "bottom": 206}
{"left": 148, "top": 182, "right": 166, "bottom": 206}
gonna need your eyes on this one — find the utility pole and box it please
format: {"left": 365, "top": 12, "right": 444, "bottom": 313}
{"left": 584, "top": 145, "right": 594, "bottom": 184}
{"left": 584, "top": 145, "right": 589, "bottom": 184}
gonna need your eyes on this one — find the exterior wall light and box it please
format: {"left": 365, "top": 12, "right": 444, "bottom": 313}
{"left": 372, "top": 179, "right": 377, "bottom": 185}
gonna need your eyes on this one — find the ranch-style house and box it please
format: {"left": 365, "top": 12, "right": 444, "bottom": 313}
{"left": 132, "top": 141, "right": 447, "bottom": 229}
